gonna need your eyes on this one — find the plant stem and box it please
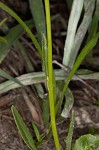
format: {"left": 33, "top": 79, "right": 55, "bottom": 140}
{"left": 44, "top": 0, "right": 60, "bottom": 150}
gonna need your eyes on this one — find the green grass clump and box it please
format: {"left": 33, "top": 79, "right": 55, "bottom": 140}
{"left": 0, "top": 0, "right": 99, "bottom": 150}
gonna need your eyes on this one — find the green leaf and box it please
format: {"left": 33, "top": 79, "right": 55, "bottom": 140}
{"left": 86, "top": 0, "right": 99, "bottom": 59}
{"left": 60, "top": 32, "right": 99, "bottom": 107}
{"left": 16, "top": 40, "right": 34, "bottom": 72}
{"left": 0, "top": 69, "right": 23, "bottom": 87}
{"left": 0, "top": 36, "right": 8, "bottom": 43}
{"left": 74, "top": 134, "right": 99, "bottom": 150}
{"left": 11, "top": 106, "right": 37, "bottom": 150}
{"left": 43, "top": 97, "right": 49, "bottom": 125}
{"left": 61, "top": 88, "right": 74, "bottom": 118}
{"left": 66, "top": 111, "right": 74, "bottom": 150}
{"left": 32, "top": 123, "right": 42, "bottom": 142}
{"left": 0, "top": 2, "right": 42, "bottom": 58}
{"left": 87, "top": 0, "right": 99, "bottom": 42}
{"left": 76, "top": 69, "right": 93, "bottom": 75}
{"left": 0, "top": 19, "right": 33, "bottom": 64}
{"left": 29, "top": 0, "right": 46, "bottom": 46}
{"left": 63, "top": 0, "right": 84, "bottom": 67}
{"left": 0, "top": 69, "right": 99, "bottom": 95}
{"left": 69, "top": 0, "right": 95, "bottom": 68}
{"left": 0, "top": 18, "right": 7, "bottom": 26}
{"left": 42, "top": 33, "right": 48, "bottom": 76}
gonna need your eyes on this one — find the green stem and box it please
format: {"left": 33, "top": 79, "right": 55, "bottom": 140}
{"left": 44, "top": 1, "right": 60, "bottom": 150}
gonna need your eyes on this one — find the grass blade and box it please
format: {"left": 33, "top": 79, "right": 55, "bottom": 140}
{"left": 29, "top": 0, "right": 46, "bottom": 46}
{"left": 86, "top": 0, "right": 99, "bottom": 59}
{"left": 59, "top": 32, "right": 99, "bottom": 110}
{"left": 63, "top": 0, "right": 84, "bottom": 67}
{"left": 0, "top": 69, "right": 23, "bottom": 87}
{"left": 0, "top": 2, "right": 45, "bottom": 101}
{"left": 66, "top": 111, "right": 75, "bottom": 150}
{"left": 0, "top": 18, "right": 7, "bottom": 26}
{"left": 0, "top": 2, "right": 42, "bottom": 57}
{"left": 87, "top": 0, "right": 99, "bottom": 42}
{"left": 43, "top": 97, "right": 49, "bottom": 125}
{"left": 42, "top": 34, "right": 48, "bottom": 76}
{"left": 1, "top": 69, "right": 99, "bottom": 95}
{"left": 11, "top": 106, "right": 37, "bottom": 150}
{"left": 61, "top": 88, "right": 74, "bottom": 118}
{"left": 69, "top": 0, "right": 95, "bottom": 68}
{"left": 32, "top": 123, "right": 42, "bottom": 142}
{"left": 16, "top": 40, "right": 33, "bottom": 72}
{"left": 0, "top": 19, "right": 33, "bottom": 64}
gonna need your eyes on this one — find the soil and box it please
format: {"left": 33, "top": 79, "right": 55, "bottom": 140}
{"left": 0, "top": 0, "right": 99, "bottom": 150}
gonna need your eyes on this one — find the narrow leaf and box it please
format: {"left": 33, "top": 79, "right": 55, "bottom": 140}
{"left": 16, "top": 40, "right": 33, "bottom": 72}
{"left": 63, "top": 0, "right": 84, "bottom": 67}
{"left": 42, "top": 33, "right": 48, "bottom": 76}
{"left": 0, "top": 2, "right": 42, "bottom": 57}
{"left": 61, "top": 88, "right": 74, "bottom": 118}
{"left": 0, "top": 70, "right": 99, "bottom": 95}
{"left": 0, "top": 69, "right": 23, "bottom": 87}
{"left": 29, "top": 0, "right": 46, "bottom": 46}
{"left": 11, "top": 106, "right": 37, "bottom": 150}
{"left": 0, "top": 18, "right": 7, "bottom": 26}
{"left": 86, "top": 0, "right": 99, "bottom": 59}
{"left": 43, "top": 97, "right": 49, "bottom": 125}
{"left": 32, "top": 123, "right": 42, "bottom": 142}
{"left": 0, "top": 19, "right": 33, "bottom": 64}
{"left": 69, "top": 0, "right": 95, "bottom": 68}
{"left": 60, "top": 32, "right": 99, "bottom": 107}
{"left": 66, "top": 111, "right": 75, "bottom": 150}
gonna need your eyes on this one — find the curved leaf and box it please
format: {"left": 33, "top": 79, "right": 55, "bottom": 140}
{"left": 11, "top": 106, "right": 37, "bottom": 150}
{"left": 0, "top": 69, "right": 23, "bottom": 86}
{"left": 61, "top": 88, "right": 74, "bottom": 118}
{"left": 60, "top": 32, "right": 99, "bottom": 109}
{"left": 0, "top": 19, "right": 33, "bottom": 64}
{"left": 0, "top": 18, "right": 7, "bottom": 26}
{"left": 0, "top": 2, "right": 42, "bottom": 57}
